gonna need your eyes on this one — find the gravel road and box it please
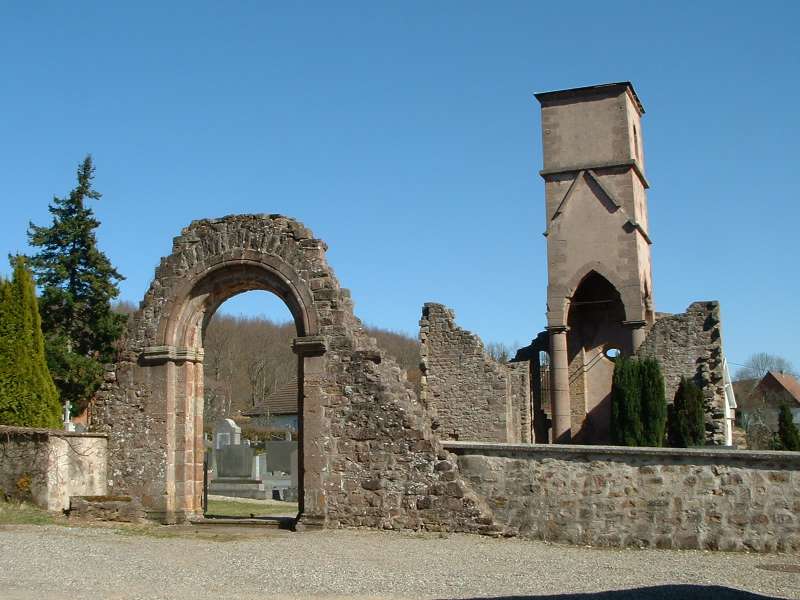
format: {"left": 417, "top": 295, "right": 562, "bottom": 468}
{"left": 1, "top": 523, "right": 798, "bottom": 600}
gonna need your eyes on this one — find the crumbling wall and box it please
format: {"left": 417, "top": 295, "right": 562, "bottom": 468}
{"left": 636, "top": 301, "right": 727, "bottom": 444}
{"left": 419, "top": 303, "right": 531, "bottom": 443}
{"left": 0, "top": 426, "right": 107, "bottom": 511}
{"left": 448, "top": 441, "right": 800, "bottom": 553}
{"left": 94, "top": 215, "right": 502, "bottom": 533}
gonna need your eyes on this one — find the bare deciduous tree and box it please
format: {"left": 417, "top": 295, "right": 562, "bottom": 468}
{"left": 734, "top": 352, "right": 796, "bottom": 382}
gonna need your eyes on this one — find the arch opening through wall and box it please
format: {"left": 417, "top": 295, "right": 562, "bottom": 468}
{"left": 202, "top": 289, "right": 300, "bottom": 520}
{"left": 159, "top": 260, "right": 316, "bottom": 523}
{"left": 566, "top": 271, "right": 628, "bottom": 444}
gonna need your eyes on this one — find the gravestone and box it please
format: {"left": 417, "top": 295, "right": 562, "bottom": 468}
{"left": 213, "top": 418, "right": 241, "bottom": 450}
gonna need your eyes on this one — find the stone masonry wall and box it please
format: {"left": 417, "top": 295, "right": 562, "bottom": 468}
{"left": 636, "top": 301, "right": 727, "bottom": 444}
{"left": 94, "top": 215, "right": 502, "bottom": 533}
{"left": 0, "top": 426, "right": 107, "bottom": 511}
{"left": 419, "top": 303, "right": 531, "bottom": 443}
{"left": 447, "top": 441, "right": 800, "bottom": 553}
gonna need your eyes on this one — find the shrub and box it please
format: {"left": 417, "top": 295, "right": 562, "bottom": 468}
{"left": 610, "top": 357, "right": 642, "bottom": 446}
{"left": 777, "top": 403, "right": 800, "bottom": 451}
{"left": 667, "top": 377, "right": 705, "bottom": 447}
{"left": 639, "top": 357, "right": 667, "bottom": 447}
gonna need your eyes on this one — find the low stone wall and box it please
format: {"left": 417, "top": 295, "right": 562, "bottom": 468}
{"left": 0, "top": 426, "right": 107, "bottom": 511}
{"left": 636, "top": 301, "right": 728, "bottom": 444}
{"left": 419, "top": 303, "right": 531, "bottom": 443}
{"left": 445, "top": 441, "right": 800, "bottom": 552}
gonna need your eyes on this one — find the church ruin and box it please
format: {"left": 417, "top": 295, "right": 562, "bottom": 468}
{"left": 80, "top": 82, "right": 800, "bottom": 553}
{"left": 421, "top": 82, "right": 736, "bottom": 448}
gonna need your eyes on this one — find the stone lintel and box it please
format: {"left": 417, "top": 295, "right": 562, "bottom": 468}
{"left": 292, "top": 335, "right": 327, "bottom": 357}
{"left": 141, "top": 345, "right": 204, "bottom": 365}
{"left": 540, "top": 158, "right": 650, "bottom": 189}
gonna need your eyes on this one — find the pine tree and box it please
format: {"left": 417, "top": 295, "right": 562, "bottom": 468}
{"left": 777, "top": 404, "right": 800, "bottom": 451}
{"left": 27, "top": 156, "right": 126, "bottom": 413}
{"left": 639, "top": 358, "right": 667, "bottom": 446}
{"left": 0, "top": 258, "right": 61, "bottom": 428}
{"left": 611, "top": 357, "right": 642, "bottom": 446}
{"left": 667, "top": 377, "right": 705, "bottom": 447}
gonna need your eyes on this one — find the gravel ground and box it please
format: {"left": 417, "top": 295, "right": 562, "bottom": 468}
{"left": 1, "top": 523, "right": 799, "bottom": 600}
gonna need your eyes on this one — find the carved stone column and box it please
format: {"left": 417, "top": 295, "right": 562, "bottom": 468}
{"left": 624, "top": 320, "right": 647, "bottom": 354}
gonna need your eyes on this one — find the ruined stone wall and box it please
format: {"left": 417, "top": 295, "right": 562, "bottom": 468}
{"left": 636, "top": 301, "right": 727, "bottom": 444}
{"left": 0, "top": 426, "right": 107, "bottom": 511}
{"left": 94, "top": 215, "right": 501, "bottom": 533}
{"left": 447, "top": 441, "right": 800, "bottom": 553}
{"left": 419, "top": 303, "right": 531, "bottom": 443}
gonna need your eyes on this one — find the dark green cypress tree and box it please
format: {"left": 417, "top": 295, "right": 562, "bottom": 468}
{"left": 667, "top": 377, "right": 705, "bottom": 447}
{"left": 639, "top": 358, "right": 667, "bottom": 446}
{"left": 611, "top": 357, "right": 642, "bottom": 446}
{"left": 777, "top": 404, "right": 800, "bottom": 451}
{"left": 27, "top": 156, "right": 126, "bottom": 414}
{"left": 0, "top": 258, "right": 61, "bottom": 428}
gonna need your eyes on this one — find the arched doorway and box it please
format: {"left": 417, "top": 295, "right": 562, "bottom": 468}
{"left": 566, "top": 271, "right": 628, "bottom": 443}
{"left": 148, "top": 260, "right": 319, "bottom": 522}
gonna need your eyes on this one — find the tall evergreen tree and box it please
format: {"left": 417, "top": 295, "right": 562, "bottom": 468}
{"left": 27, "top": 156, "right": 126, "bottom": 413}
{"left": 639, "top": 358, "right": 667, "bottom": 446}
{"left": 0, "top": 258, "right": 61, "bottom": 427}
{"left": 610, "top": 357, "right": 642, "bottom": 446}
{"left": 667, "top": 377, "right": 705, "bottom": 447}
{"left": 777, "top": 404, "right": 800, "bottom": 451}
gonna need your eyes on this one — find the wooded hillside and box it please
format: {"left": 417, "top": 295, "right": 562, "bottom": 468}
{"left": 115, "top": 302, "right": 420, "bottom": 423}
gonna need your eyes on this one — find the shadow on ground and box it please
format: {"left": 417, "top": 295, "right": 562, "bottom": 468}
{"left": 437, "top": 585, "right": 788, "bottom": 600}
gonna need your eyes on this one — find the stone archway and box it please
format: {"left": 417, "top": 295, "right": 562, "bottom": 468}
{"left": 94, "top": 214, "right": 496, "bottom": 532}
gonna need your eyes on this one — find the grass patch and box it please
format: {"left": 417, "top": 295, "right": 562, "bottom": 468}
{"left": 0, "top": 499, "right": 58, "bottom": 525}
{"left": 205, "top": 499, "right": 297, "bottom": 518}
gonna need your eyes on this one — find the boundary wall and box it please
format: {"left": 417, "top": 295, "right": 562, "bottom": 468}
{"left": 0, "top": 426, "right": 107, "bottom": 511}
{"left": 445, "top": 441, "right": 800, "bottom": 552}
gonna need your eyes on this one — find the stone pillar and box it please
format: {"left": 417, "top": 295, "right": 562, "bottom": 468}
{"left": 549, "top": 327, "right": 571, "bottom": 443}
{"left": 292, "top": 335, "right": 328, "bottom": 530}
{"left": 624, "top": 320, "right": 647, "bottom": 354}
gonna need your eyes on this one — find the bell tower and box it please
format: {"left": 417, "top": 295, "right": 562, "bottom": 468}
{"left": 535, "top": 82, "right": 655, "bottom": 443}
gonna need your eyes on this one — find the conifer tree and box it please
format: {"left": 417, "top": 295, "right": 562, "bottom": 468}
{"left": 27, "top": 156, "right": 126, "bottom": 413}
{"left": 0, "top": 258, "right": 61, "bottom": 427}
{"left": 639, "top": 358, "right": 667, "bottom": 446}
{"left": 777, "top": 404, "right": 800, "bottom": 451}
{"left": 667, "top": 377, "right": 705, "bottom": 447}
{"left": 610, "top": 357, "right": 642, "bottom": 446}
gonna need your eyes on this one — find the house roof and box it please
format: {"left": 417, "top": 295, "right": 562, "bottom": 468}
{"left": 762, "top": 371, "right": 800, "bottom": 404}
{"left": 243, "top": 377, "right": 298, "bottom": 417}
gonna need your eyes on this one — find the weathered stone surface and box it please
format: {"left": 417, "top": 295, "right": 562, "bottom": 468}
{"left": 93, "top": 214, "right": 499, "bottom": 533}
{"left": 419, "top": 303, "right": 531, "bottom": 443}
{"left": 69, "top": 495, "right": 146, "bottom": 523}
{"left": 448, "top": 441, "right": 800, "bottom": 552}
{"left": 0, "top": 426, "right": 107, "bottom": 512}
{"left": 636, "top": 301, "right": 728, "bottom": 445}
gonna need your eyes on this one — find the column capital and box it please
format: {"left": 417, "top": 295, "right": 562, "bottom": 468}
{"left": 547, "top": 325, "right": 569, "bottom": 334}
{"left": 292, "top": 335, "right": 327, "bottom": 357}
{"left": 622, "top": 320, "right": 647, "bottom": 329}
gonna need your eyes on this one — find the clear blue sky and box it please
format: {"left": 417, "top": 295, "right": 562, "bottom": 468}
{"left": 2, "top": 2, "right": 798, "bottom": 373}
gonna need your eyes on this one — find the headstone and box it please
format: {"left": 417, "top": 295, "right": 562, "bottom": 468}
{"left": 264, "top": 440, "right": 297, "bottom": 474}
{"left": 213, "top": 418, "right": 241, "bottom": 450}
{"left": 216, "top": 444, "right": 254, "bottom": 478}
